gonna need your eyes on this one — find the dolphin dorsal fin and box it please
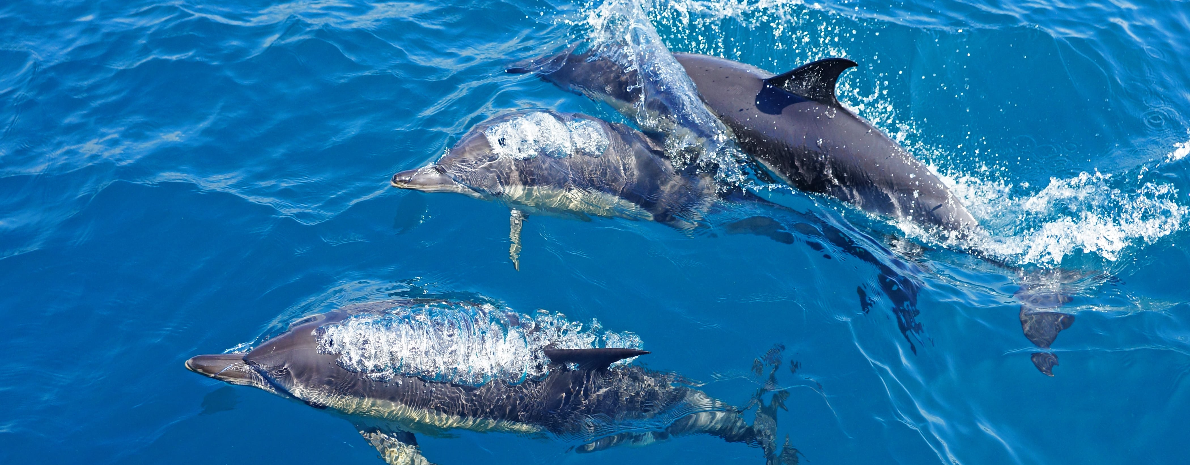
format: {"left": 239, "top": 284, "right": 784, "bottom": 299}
{"left": 763, "top": 58, "right": 857, "bottom": 108}
{"left": 543, "top": 348, "right": 649, "bottom": 371}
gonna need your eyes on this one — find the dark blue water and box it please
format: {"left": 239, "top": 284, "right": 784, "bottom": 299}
{"left": 2, "top": 0, "right": 1189, "bottom": 464}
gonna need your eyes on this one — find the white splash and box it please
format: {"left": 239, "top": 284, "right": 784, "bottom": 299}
{"left": 316, "top": 301, "right": 642, "bottom": 386}
{"left": 584, "top": 0, "right": 747, "bottom": 183}
{"left": 1168, "top": 139, "right": 1190, "bottom": 164}
{"left": 483, "top": 112, "right": 609, "bottom": 160}
{"left": 938, "top": 170, "right": 1188, "bottom": 265}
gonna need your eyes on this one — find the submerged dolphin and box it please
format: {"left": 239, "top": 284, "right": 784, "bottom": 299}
{"left": 186, "top": 300, "right": 797, "bottom": 465}
{"left": 510, "top": 48, "right": 980, "bottom": 236}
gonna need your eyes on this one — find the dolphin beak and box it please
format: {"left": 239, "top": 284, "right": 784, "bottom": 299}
{"left": 185, "top": 354, "right": 263, "bottom": 387}
{"left": 391, "top": 166, "right": 479, "bottom": 197}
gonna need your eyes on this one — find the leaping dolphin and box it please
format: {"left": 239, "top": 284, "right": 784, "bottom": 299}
{"left": 186, "top": 300, "right": 798, "bottom": 465}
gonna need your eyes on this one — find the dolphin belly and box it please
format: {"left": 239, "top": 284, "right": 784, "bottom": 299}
{"left": 322, "top": 391, "right": 544, "bottom": 436}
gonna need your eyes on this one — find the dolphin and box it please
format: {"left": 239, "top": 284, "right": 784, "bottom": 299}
{"left": 671, "top": 53, "right": 980, "bottom": 236}
{"left": 186, "top": 300, "right": 797, "bottom": 465}
{"left": 509, "top": 48, "right": 980, "bottom": 237}
{"left": 391, "top": 109, "right": 718, "bottom": 269}
{"left": 391, "top": 110, "right": 716, "bottom": 226}
{"left": 673, "top": 54, "right": 1093, "bottom": 373}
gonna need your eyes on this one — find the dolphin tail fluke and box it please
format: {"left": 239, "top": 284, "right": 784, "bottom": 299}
{"left": 750, "top": 345, "right": 809, "bottom": 465}
{"left": 357, "top": 425, "right": 436, "bottom": 465}
{"left": 767, "top": 435, "right": 803, "bottom": 465}
{"left": 622, "top": 354, "right": 801, "bottom": 463}
{"left": 1015, "top": 269, "right": 1087, "bottom": 376}
{"left": 1018, "top": 296, "right": 1075, "bottom": 376}
{"left": 752, "top": 389, "right": 800, "bottom": 465}
{"left": 754, "top": 398, "right": 808, "bottom": 465}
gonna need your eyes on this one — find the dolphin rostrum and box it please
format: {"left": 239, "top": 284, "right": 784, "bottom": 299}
{"left": 186, "top": 300, "right": 798, "bottom": 465}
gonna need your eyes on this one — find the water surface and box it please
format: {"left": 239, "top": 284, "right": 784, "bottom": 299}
{"left": 2, "top": 0, "right": 1189, "bottom": 464}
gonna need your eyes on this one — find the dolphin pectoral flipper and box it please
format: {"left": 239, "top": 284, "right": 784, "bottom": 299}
{"left": 509, "top": 209, "right": 525, "bottom": 271}
{"left": 358, "top": 426, "right": 436, "bottom": 465}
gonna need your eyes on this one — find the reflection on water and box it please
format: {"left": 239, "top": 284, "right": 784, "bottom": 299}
{"left": 199, "top": 387, "right": 239, "bottom": 415}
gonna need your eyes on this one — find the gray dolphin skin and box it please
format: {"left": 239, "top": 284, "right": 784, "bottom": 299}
{"left": 186, "top": 300, "right": 796, "bottom": 465}
{"left": 672, "top": 53, "right": 979, "bottom": 235}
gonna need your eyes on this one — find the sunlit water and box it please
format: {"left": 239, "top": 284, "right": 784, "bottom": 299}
{"left": 2, "top": 0, "right": 1188, "bottom": 464}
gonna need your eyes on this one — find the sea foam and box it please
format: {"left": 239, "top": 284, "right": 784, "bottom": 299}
{"left": 938, "top": 169, "right": 1188, "bottom": 265}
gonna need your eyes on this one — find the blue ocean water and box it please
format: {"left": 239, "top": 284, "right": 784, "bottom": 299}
{"left": 2, "top": 0, "right": 1189, "bottom": 463}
